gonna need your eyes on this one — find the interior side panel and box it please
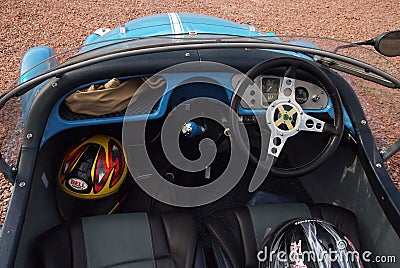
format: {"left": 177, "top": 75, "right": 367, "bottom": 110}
{"left": 301, "top": 145, "right": 400, "bottom": 268}
{"left": 14, "top": 141, "right": 64, "bottom": 267}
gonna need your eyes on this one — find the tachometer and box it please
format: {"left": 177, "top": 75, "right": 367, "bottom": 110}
{"left": 295, "top": 87, "right": 309, "bottom": 104}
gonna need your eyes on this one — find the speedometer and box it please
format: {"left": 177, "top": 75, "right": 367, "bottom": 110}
{"left": 262, "top": 77, "right": 280, "bottom": 103}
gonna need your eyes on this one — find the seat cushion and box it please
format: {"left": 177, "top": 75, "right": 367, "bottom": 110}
{"left": 35, "top": 212, "right": 206, "bottom": 268}
{"left": 204, "top": 203, "right": 360, "bottom": 268}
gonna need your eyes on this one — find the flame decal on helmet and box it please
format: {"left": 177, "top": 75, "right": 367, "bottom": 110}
{"left": 108, "top": 140, "right": 125, "bottom": 188}
{"left": 59, "top": 144, "right": 88, "bottom": 184}
{"left": 94, "top": 147, "right": 109, "bottom": 194}
{"left": 93, "top": 140, "right": 126, "bottom": 193}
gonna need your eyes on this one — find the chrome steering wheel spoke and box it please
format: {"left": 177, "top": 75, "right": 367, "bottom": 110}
{"left": 278, "top": 76, "right": 297, "bottom": 101}
{"left": 299, "top": 113, "right": 325, "bottom": 133}
{"left": 267, "top": 130, "right": 288, "bottom": 158}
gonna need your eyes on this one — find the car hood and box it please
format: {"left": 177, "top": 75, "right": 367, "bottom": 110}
{"left": 89, "top": 13, "right": 262, "bottom": 40}
{"left": 80, "top": 13, "right": 265, "bottom": 53}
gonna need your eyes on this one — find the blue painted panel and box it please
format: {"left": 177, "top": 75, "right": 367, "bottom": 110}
{"left": 41, "top": 72, "right": 235, "bottom": 145}
{"left": 78, "top": 12, "right": 319, "bottom": 66}
{"left": 178, "top": 13, "right": 263, "bottom": 36}
{"left": 19, "top": 46, "right": 57, "bottom": 84}
{"left": 80, "top": 13, "right": 266, "bottom": 52}
{"left": 19, "top": 46, "right": 57, "bottom": 122}
{"left": 83, "top": 33, "right": 101, "bottom": 46}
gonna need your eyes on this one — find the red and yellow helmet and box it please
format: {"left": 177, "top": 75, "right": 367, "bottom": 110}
{"left": 56, "top": 135, "right": 129, "bottom": 220}
{"left": 57, "top": 135, "right": 129, "bottom": 220}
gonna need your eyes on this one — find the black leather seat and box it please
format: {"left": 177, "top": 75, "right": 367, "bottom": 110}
{"left": 204, "top": 203, "right": 360, "bottom": 268}
{"left": 35, "top": 212, "right": 206, "bottom": 268}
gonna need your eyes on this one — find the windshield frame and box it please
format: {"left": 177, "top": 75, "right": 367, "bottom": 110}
{"left": 1, "top": 36, "right": 400, "bottom": 110}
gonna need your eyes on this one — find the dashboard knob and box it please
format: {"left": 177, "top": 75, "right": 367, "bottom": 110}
{"left": 312, "top": 95, "right": 321, "bottom": 102}
{"left": 181, "top": 121, "right": 205, "bottom": 138}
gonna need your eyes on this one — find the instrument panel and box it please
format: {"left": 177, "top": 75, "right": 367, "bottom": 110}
{"left": 235, "top": 75, "right": 329, "bottom": 110}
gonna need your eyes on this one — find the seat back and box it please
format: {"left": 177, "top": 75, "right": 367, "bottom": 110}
{"left": 204, "top": 203, "right": 360, "bottom": 268}
{"left": 36, "top": 212, "right": 206, "bottom": 268}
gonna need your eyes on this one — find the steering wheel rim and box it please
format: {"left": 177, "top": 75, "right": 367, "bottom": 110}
{"left": 231, "top": 56, "right": 344, "bottom": 178}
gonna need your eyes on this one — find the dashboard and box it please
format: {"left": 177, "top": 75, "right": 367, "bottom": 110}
{"left": 234, "top": 74, "right": 329, "bottom": 110}
{"left": 43, "top": 71, "right": 352, "bottom": 146}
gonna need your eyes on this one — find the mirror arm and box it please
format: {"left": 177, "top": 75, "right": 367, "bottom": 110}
{"left": 333, "top": 44, "right": 356, "bottom": 53}
{"left": 0, "top": 152, "right": 16, "bottom": 183}
{"left": 355, "top": 39, "right": 375, "bottom": 46}
{"left": 381, "top": 138, "right": 400, "bottom": 161}
{"left": 333, "top": 39, "right": 375, "bottom": 53}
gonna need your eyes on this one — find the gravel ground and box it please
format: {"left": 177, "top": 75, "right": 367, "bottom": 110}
{"left": 0, "top": 0, "right": 399, "bottom": 229}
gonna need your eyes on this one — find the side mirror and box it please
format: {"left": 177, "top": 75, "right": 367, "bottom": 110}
{"left": 373, "top": 30, "right": 400, "bottom": 57}
{"left": 334, "top": 30, "right": 400, "bottom": 57}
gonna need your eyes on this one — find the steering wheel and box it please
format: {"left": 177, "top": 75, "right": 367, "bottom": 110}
{"left": 230, "top": 57, "right": 344, "bottom": 191}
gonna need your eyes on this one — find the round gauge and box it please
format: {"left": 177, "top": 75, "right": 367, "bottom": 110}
{"left": 262, "top": 78, "right": 280, "bottom": 93}
{"left": 262, "top": 77, "right": 280, "bottom": 103}
{"left": 295, "top": 87, "right": 309, "bottom": 104}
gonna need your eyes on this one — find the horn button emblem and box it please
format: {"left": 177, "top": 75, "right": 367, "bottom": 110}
{"left": 272, "top": 103, "right": 299, "bottom": 131}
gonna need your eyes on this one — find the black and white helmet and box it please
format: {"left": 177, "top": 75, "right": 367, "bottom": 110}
{"left": 259, "top": 218, "right": 364, "bottom": 268}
